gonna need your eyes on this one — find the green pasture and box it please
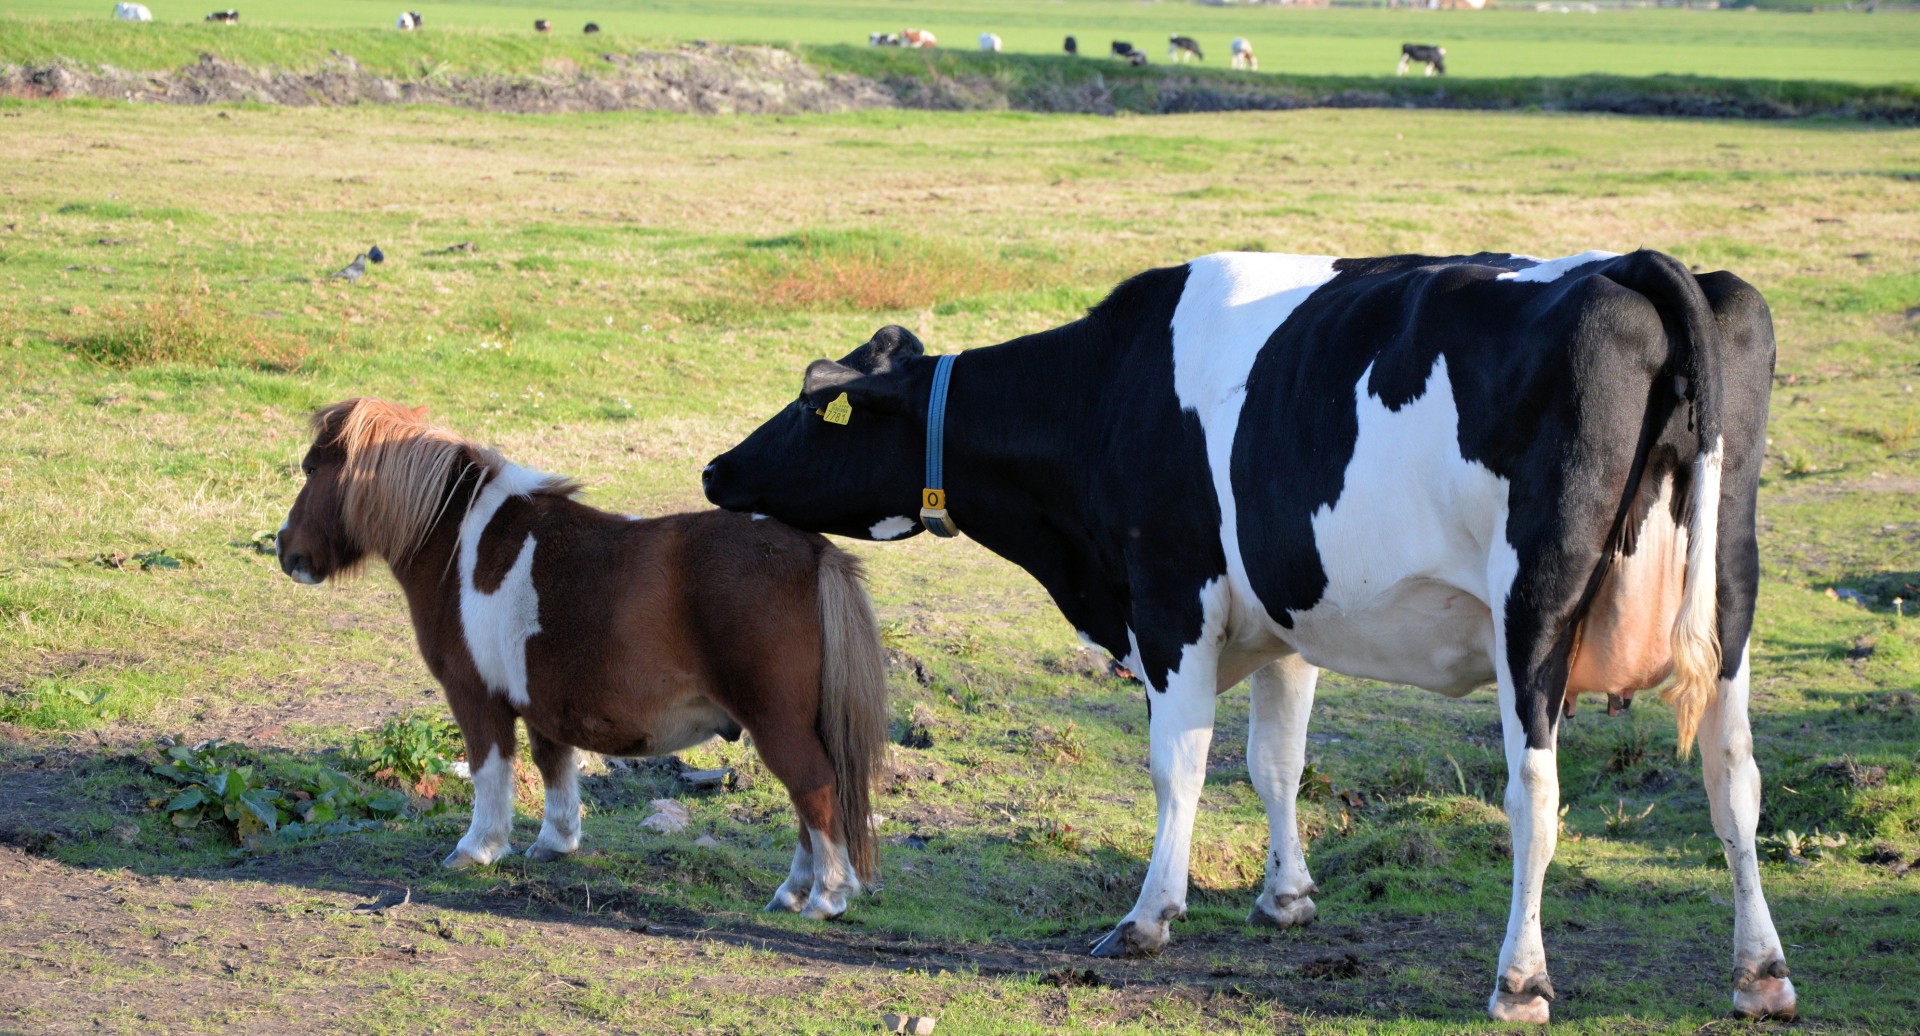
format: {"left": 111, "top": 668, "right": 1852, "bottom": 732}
{"left": 3, "top": 1, "right": 1919, "bottom": 83}
{"left": 0, "top": 89, "right": 1917, "bottom": 1034}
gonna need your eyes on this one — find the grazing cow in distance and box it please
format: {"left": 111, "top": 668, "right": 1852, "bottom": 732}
{"left": 1231, "top": 37, "right": 1257, "bottom": 70}
{"left": 111, "top": 2, "right": 152, "bottom": 21}
{"left": 902, "top": 28, "right": 937, "bottom": 48}
{"left": 868, "top": 32, "right": 900, "bottom": 46}
{"left": 205, "top": 9, "right": 238, "bottom": 23}
{"left": 705, "top": 249, "right": 1795, "bottom": 1024}
{"left": 979, "top": 33, "right": 1002, "bottom": 52}
{"left": 1168, "top": 35, "right": 1203, "bottom": 62}
{"left": 395, "top": 11, "right": 421, "bottom": 30}
{"left": 1112, "top": 40, "right": 1148, "bottom": 65}
{"left": 1399, "top": 42, "right": 1447, "bottom": 76}
{"left": 584, "top": 22, "right": 600, "bottom": 33}
{"left": 1064, "top": 35, "right": 1078, "bottom": 55}
{"left": 534, "top": 18, "right": 552, "bottom": 33}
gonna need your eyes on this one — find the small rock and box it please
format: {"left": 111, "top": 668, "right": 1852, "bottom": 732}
{"left": 879, "top": 1015, "right": 935, "bottom": 1035}
{"left": 869, "top": 814, "right": 887, "bottom": 831}
{"left": 693, "top": 834, "right": 720, "bottom": 848}
{"left": 906, "top": 1018, "right": 936, "bottom": 1036}
{"left": 449, "top": 760, "right": 471, "bottom": 779}
{"left": 641, "top": 798, "right": 691, "bottom": 834}
{"left": 678, "top": 767, "right": 731, "bottom": 790}
{"left": 881, "top": 1015, "right": 906, "bottom": 1034}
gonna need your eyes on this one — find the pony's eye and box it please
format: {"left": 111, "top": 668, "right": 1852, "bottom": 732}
{"left": 303, "top": 464, "right": 316, "bottom": 477}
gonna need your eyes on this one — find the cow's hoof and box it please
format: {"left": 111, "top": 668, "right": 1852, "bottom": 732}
{"left": 1488, "top": 971, "right": 1554, "bottom": 1024}
{"left": 1090, "top": 920, "right": 1165, "bottom": 959}
{"left": 1248, "top": 889, "right": 1317, "bottom": 930}
{"left": 1732, "top": 959, "right": 1797, "bottom": 1020}
{"left": 442, "top": 845, "right": 506, "bottom": 870}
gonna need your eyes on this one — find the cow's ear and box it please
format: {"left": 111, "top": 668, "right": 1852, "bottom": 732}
{"left": 803, "top": 359, "right": 862, "bottom": 396}
{"left": 838, "top": 325, "right": 924, "bottom": 374}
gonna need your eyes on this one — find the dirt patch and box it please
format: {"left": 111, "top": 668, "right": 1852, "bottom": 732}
{"left": 4, "top": 46, "right": 896, "bottom": 116}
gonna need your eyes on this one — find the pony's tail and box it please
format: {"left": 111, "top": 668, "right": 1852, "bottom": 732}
{"left": 815, "top": 546, "right": 889, "bottom": 883}
{"left": 1619, "top": 251, "right": 1726, "bottom": 758}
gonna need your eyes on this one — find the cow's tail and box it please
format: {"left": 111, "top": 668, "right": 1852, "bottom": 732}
{"left": 1619, "top": 251, "right": 1725, "bottom": 758}
{"left": 815, "top": 546, "right": 889, "bottom": 883}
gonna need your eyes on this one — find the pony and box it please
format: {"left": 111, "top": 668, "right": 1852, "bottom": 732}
{"left": 277, "top": 399, "right": 890, "bottom": 919}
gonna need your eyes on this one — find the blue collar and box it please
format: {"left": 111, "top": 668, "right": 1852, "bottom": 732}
{"left": 919, "top": 354, "right": 958, "bottom": 538}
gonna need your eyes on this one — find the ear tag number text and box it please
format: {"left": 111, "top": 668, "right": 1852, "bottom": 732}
{"left": 822, "top": 392, "right": 852, "bottom": 425}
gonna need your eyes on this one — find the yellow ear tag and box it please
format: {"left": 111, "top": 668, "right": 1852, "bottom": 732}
{"left": 822, "top": 392, "right": 852, "bottom": 426}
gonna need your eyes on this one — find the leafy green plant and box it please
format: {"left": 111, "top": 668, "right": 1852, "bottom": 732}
{"left": 1761, "top": 827, "right": 1850, "bottom": 863}
{"left": 1601, "top": 799, "right": 1656, "bottom": 838}
{"left": 149, "top": 739, "right": 412, "bottom": 851}
{"left": 355, "top": 713, "right": 464, "bottom": 806}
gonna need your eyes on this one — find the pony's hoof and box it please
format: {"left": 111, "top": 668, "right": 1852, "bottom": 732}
{"left": 1733, "top": 960, "right": 1797, "bottom": 1020}
{"left": 442, "top": 846, "right": 505, "bottom": 869}
{"left": 800, "top": 900, "right": 847, "bottom": 921}
{"left": 1488, "top": 971, "right": 1554, "bottom": 1024}
{"left": 764, "top": 886, "right": 806, "bottom": 914}
{"left": 1248, "top": 890, "right": 1316, "bottom": 930}
{"left": 1090, "top": 920, "right": 1165, "bottom": 959}
{"left": 526, "top": 842, "right": 573, "bottom": 863}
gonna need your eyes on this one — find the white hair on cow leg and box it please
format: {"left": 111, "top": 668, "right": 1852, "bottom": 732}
{"left": 1701, "top": 646, "right": 1798, "bottom": 1019}
{"left": 445, "top": 745, "right": 515, "bottom": 868}
{"left": 802, "top": 827, "right": 861, "bottom": 920}
{"left": 528, "top": 744, "right": 582, "bottom": 861}
{"left": 1246, "top": 655, "right": 1320, "bottom": 928}
{"left": 1486, "top": 545, "right": 1558, "bottom": 1024}
{"left": 1090, "top": 580, "right": 1228, "bottom": 958}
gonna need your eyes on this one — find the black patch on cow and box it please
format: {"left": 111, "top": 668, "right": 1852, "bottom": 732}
{"left": 1230, "top": 251, "right": 1757, "bottom": 746}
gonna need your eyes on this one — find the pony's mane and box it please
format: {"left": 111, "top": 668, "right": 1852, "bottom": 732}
{"left": 316, "top": 398, "right": 580, "bottom": 565}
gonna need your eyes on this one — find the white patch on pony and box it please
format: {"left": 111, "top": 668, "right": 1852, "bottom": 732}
{"left": 446, "top": 745, "right": 514, "bottom": 868}
{"left": 1281, "top": 358, "right": 1506, "bottom": 695}
{"left": 868, "top": 515, "right": 916, "bottom": 540}
{"left": 290, "top": 568, "right": 322, "bottom": 585}
{"left": 803, "top": 826, "right": 861, "bottom": 920}
{"left": 459, "top": 463, "right": 550, "bottom": 709}
{"left": 1496, "top": 249, "right": 1619, "bottom": 284}
{"left": 765, "top": 832, "right": 816, "bottom": 913}
{"left": 530, "top": 743, "right": 581, "bottom": 860}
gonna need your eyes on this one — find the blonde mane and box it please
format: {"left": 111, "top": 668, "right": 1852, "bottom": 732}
{"left": 316, "top": 399, "right": 578, "bottom": 565}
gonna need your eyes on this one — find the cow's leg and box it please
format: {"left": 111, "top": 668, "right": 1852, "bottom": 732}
{"left": 1425, "top": 62, "right": 1438, "bottom": 77}
{"left": 525, "top": 727, "right": 581, "bottom": 862}
{"left": 1700, "top": 645, "right": 1797, "bottom": 1019}
{"left": 1486, "top": 605, "right": 1561, "bottom": 1023}
{"left": 444, "top": 689, "right": 519, "bottom": 869}
{"left": 1246, "top": 655, "right": 1320, "bottom": 929}
{"left": 1397, "top": 52, "right": 1411, "bottom": 76}
{"left": 1092, "top": 655, "right": 1218, "bottom": 958}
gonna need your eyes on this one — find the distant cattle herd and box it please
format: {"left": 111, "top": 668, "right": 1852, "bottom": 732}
{"left": 99, "top": 6, "right": 1452, "bottom": 75}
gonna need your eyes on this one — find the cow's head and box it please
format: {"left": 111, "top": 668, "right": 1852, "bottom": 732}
{"left": 704, "top": 325, "right": 933, "bottom": 540}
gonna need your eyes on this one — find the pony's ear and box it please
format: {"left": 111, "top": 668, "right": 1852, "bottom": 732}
{"left": 410, "top": 405, "right": 429, "bottom": 420}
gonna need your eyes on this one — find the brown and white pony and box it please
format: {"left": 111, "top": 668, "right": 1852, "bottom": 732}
{"left": 277, "top": 399, "right": 889, "bottom": 919}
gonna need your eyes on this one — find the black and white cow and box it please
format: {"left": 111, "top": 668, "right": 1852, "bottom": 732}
{"left": 1399, "top": 42, "right": 1447, "bottom": 76}
{"left": 1168, "top": 34, "right": 1203, "bottom": 62}
{"left": 704, "top": 250, "right": 1795, "bottom": 1023}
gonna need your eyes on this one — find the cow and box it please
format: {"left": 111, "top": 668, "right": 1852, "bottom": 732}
{"left": 868, "top": 31, "right": 900, "bottom": 46}
{"left": 1110, "top": 40, "right": 1137, "bottom": 59}
{"left": 1230, "top": 37, "right": 1257, "bottom": 71}
{"left": 584, "top": 22, "right": 600, "bottom": 33}
{"left": 534, "top": 18, "right": 552, "bottom": 33}
{"left": 1168, "top": 35, "right": 1203, "bottom": 62}
{"left": 396, "top": 11, "right": 421, "bottom": 30}
{"left": 111, "top": 2, "right": 152, "bottom": 21}
{"left": 979, "top": 33, "right": 1002, "bottom": 52}
{"left": 1399, "top": 42, "right": 1447, "bottom": 76}
{"left": 1064, "top": 35, "right": 1078, "bottom": 56}
{"left": 205, "top": 9, "right": 238, "bottom": 23}
{"left": 704, "top": 250, "right": 1795, "bottom": 1024}
{"left": 901, "top": 28, "right": 937, "bottom": 48}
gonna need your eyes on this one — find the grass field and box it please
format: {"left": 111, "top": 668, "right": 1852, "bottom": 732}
{"left": 1, "top": 51, "right": 1918, "bottom": 1036}
{"left": 4, "top": 1, "right": 1920, "bottom": 83}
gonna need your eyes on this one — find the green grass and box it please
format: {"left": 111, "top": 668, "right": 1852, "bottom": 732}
{"left": 2, "top": 4, "right": 1919, "bottom": 83}
{"left": 0, "top": 94, "right": 1916, "bottom": 1033}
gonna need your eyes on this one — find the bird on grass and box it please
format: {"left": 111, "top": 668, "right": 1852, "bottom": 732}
{"left": 329, "top": 245, "right": 385, "bottom": 282}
